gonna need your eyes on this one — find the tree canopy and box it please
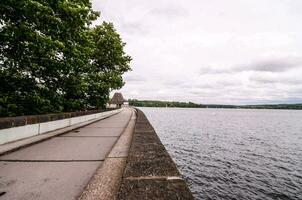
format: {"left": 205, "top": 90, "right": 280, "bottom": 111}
{"left": 0, "top": 0, "right": 131, "bottom": 117}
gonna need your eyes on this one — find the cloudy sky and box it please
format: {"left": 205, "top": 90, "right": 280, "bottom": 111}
{"left": 92, "top": 0, "right": 302, "bottom": 105}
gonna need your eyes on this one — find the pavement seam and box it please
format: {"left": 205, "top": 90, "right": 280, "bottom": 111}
{"left": 93, "top": 109, "right": 133, "bottom": 161}
{"left": 85, "top": 126, "right": 125, "bottom": 128}
{"left": 82, "top": 127, "right": 126, "bottom": 128}
{"left": 78, "top": 108, "right": 136, "bottom": 200}
{"left": 58, "top": 136, "right": 119, "bottom": 138}
{"left": 0, "top": 159, "right": 104, "bottom": 162}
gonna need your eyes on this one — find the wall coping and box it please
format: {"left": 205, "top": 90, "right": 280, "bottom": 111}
{"left": 117, "top": 108, "right": 194, "bottom": 199}
{"left": 0, "top": 109, "right": 117, "bottom": 130}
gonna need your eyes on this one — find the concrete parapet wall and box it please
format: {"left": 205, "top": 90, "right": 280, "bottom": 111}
{"left": 117, "top": 109, "right": 194, "bottom": 199}
{"left": 0, "top": 109, "right": 121, "bottom": 145}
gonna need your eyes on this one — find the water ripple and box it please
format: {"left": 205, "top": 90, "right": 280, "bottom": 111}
{"left": 141, "top": 108, "right": 302, "bottom": 200}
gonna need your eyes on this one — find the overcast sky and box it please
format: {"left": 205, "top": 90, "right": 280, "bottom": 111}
{"left": 92, "top": 0, "right": 302, "bottom": 105}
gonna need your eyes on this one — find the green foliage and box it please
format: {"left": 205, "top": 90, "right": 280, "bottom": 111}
{"left": 129, "top": 99, "right": 207, "bottom": 108}
{"left": 129, "top": 99, "right": 302, "bottom": 110}
{"left": 239, "top": 104, "right": 302, "bottom": 110}
{"left": 0, "top": 0, "right": 131, "bottom": 117}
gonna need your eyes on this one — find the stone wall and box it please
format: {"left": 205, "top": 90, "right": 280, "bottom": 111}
{"left": 0, "top": 109, "right": 117, "bottom": 130}
{"left": 117, "top": 109, "right": 194, "bottom": 199}
{"left": 0, "top": 109, "right": 121, "bottom": 145}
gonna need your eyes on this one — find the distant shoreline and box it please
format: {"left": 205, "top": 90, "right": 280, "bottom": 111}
{"left": 129, "top": 99, "right": 302, "bottom": 110}
{"left": 135, "top": 106, "right": 302, "bottom": 110}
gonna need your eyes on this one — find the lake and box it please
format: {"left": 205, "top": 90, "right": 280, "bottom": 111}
{"left": 139, "top": 108, "right": 302, "bottom": 200}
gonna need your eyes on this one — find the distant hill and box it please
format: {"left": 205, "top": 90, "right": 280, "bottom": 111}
{"left": 128, "top": 99, "right": 302, "bottom": 110}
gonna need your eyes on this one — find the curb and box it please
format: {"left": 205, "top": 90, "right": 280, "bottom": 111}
{"left": 117, "top": 108, "right": 194, "bottom": 199}
{"left": 79, "top": 108, "right": 136, "bottom": 200}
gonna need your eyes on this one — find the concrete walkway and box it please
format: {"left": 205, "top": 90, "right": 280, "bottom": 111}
{"left": 0, "top": 108, "right": 133, "bottom": 200}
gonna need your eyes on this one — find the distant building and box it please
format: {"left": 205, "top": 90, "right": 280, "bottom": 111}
{"left": 123, "top": 101, "right": 129, "bottom": 107}
{"left": 108, "top": 93, "right": 126, "bottom": 108}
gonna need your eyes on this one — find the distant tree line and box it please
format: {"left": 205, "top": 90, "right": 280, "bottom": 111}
{"left": 0, "top": 0, "right": 131, "bottom": 117}
{"left": 239, "top": 104, "right": 302, "bottom": 110}
{"left": 129, "top": 99, "right": 302, "bottom": 110}
{"left": 129, "top": 99, "right": 207, "bottom": 108}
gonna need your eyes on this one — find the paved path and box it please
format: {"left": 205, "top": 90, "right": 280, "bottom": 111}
{"left": 0, "top": 108, "right": 132, "bottom": 200}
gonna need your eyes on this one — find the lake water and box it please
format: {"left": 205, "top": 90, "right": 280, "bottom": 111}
{"left": 139, "top": 108, "right": 302, "bottom": 200}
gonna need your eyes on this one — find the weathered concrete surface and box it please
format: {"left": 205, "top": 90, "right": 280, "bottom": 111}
{"left": 86, "top": 123, "right": 127, "bottom": 128}
{"left": 124, "top": 133, "right": 180, "bottom": 177}
{"left": 86, "top": 120, "right": 129, "bottom": 128}
{"left": 0, "top": 108, "right": 132, "bottom": 200}
{"left": 0, "top": 109, "right": 121, "bottom": 156}
{"left": 118, "top": 178, "right": 193, "bottom": 200}
{"left": 62, "top": 127, "right": 124, "bottom": 137}
{"left": 0, "top": 161, "right": 102, "bottom": 200}
{"left": 79, "top": 109, "right": 136, "bottom": 200}
{"left": 79, "top": 158, "right": 126, "bottom": 200}
{"left": 107, "top": 125, "right": 134, "bottom": 158}
{"left": 0, "top": 137, "right": 117, "bottom": 161}
{"left": 117, "top": 109, "right": 194, "bottom": 200}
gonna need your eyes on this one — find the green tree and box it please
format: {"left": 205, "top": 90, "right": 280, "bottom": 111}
{"left": 0, "top": 0, "right": 131, "bottom": 117}
{"left": 86, "top": 22, "right": 131, "bottom": 108}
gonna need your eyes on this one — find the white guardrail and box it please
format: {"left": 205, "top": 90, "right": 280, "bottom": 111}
{"left": 0, "top": 109, "right": 122, "bottom": 145}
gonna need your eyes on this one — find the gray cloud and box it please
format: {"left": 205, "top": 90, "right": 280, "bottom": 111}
{"left": 240, "top": 58, "right": 302, "bottom": 72}
{"left": 120, "top": 22, "right": 147, "bottom": 35}
{"left": 94, "top": 0, "right": 302, "bottom": 104}
{"left": 149, "top": 5, "right": 188, "bottom": 18}
{"left": 249, "top": 73, "right": 302, "bottom": 85}
{"left": 200, "top": 57, "right": 302, "bottom": 74}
